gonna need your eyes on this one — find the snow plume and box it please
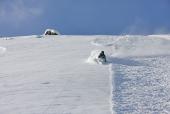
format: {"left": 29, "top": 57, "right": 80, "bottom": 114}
{"left": 86, "top": 50, "right": 102, "bottom": 64}
{"left": 0, "top": 0, "right": 43, "bottom": 23}
{"left": 92, "top": 35, "right": 170, "bottom": 57}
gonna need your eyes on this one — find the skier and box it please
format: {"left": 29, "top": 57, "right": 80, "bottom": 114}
{"left": 98, "top": 51, "right": 106, "bottom": 62}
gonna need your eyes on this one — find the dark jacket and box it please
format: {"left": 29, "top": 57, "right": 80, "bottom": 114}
{"left": 98, "top": 51, "right": 106, "bottom": 62}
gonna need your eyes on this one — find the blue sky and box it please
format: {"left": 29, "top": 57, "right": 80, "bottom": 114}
{"left": 0, "top": 0, "right": 170, "bottom": 36}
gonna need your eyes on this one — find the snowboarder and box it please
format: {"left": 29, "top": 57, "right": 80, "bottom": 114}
{"left": 98, "top": 51, "right": 106, "bottom": 62}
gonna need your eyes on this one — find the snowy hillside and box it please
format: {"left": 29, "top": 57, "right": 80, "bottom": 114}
{"left": 0, "top": 35, "right": 170, "bottom": 114}
{"left": 93, "top": 35, "right": 170, "bottom": 114}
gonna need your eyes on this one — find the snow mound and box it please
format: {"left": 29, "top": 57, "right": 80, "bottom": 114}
{"left": 92, "top": 36, "right": 170, "bottom": 57}
{"left": 0, "top": 47, "right": 6, "bottom": 55}
{"left": 86, "top": 50, "right": 102, "bottom": 64}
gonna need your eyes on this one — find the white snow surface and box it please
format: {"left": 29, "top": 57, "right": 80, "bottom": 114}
{"left": 0, "top": 35, "right": 170, "bottom": 114}
{"left": 0, "top": 47, "right": 6, "bottom": 55}
{"left": 0, "top": 36, "right": 111, "bottom": 114}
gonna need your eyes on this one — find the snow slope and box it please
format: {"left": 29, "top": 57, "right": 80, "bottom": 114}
{"left": 0, "top": 35, "right": 170, "bottom": 114}
{"left": 93, "top": 35, "right": 170, "bottom": 114}
{"left": 0, "top": 36, "right": 111, "bottom": 114}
